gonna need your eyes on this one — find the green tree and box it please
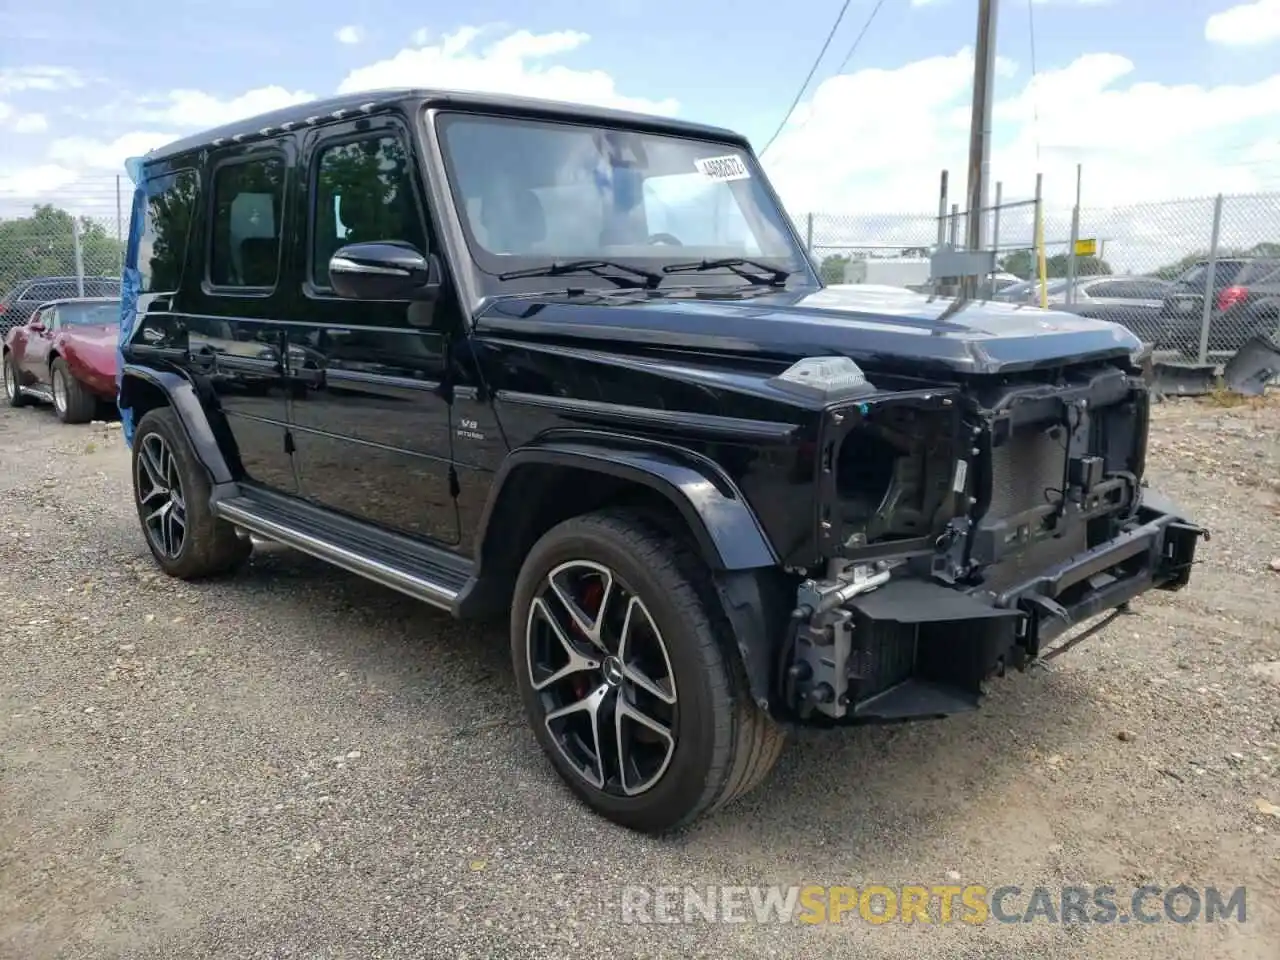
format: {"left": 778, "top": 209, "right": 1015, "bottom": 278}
{"left": 998, "top": 248, "right": 1112, "bottom": 280}
{"left": 818, "top": 253, "right": 849, "bottom": 284}
{"left": 0, "top": 204, "right": 125, "bottom": 297}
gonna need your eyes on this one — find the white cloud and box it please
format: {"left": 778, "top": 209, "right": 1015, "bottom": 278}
{"left": 0, "top": 100, "right": 48, "bottom": 134}
{"left": 336, "top": 26, "right": 679, "bottom": 115}
{"left": 764, "top": 47, "right": 1280, "bottom": 272}
{"left": 335, "top": 24, "right": 364, "bottom": 45}
{"left": 0, "top": 65, "right": 83, "bottom": 95}
{"left": 154, "top": 85, "right": 315, "bottom": 128}
{"left": 1205, "top": 0, "right": 1280, "bottom": 46}
{"left": 12, "top": 113, "right": 47, "bottom": 133}
{"left": 411, "top": 27, "right": 430, "bottom": 45}
{"left": 47, "top": 131, "right": 184, "bottom": 171}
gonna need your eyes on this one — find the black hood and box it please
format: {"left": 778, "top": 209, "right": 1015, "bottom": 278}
{"left": 475, "top": 283, "right": 1143, "bottom": 376}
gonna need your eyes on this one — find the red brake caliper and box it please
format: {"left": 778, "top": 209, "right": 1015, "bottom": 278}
{"left": 570, "top": 580, "right": 604, "bottom": 700}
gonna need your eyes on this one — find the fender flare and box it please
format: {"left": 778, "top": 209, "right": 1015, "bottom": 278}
{"left": 465, "top": 437, "right": 785, "bottom": 711}
{"left": 118, "top": 363, "right": 236, "bottom": 484}
{"left": 477, "top": 437, "right": 780, "bottom": 574}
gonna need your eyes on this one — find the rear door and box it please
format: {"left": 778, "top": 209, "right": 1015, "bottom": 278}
{"left": 184, "top": 144, "right": 300, "bottom": 493}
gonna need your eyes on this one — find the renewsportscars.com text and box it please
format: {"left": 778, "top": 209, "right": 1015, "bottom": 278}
{"left": 619, "top": 884, "right": 1248, "bottom": 926}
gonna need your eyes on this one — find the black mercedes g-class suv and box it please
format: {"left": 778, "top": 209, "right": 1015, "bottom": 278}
{"left": 116, "top": 88, "right": 1204, "bottom": 834}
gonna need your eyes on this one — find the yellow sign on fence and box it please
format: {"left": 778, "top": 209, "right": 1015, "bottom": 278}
{"left": 1074, "top": 238, "right": 1098, "bottom": 257}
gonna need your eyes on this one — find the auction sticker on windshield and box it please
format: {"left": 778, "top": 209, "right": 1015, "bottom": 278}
{"left": 694, "top": 155, "right": 751, "bottom": 181}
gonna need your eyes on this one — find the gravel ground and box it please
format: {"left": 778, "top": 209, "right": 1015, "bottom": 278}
{"left": 2, "top": 393, "right": 1279, "bottom": 960}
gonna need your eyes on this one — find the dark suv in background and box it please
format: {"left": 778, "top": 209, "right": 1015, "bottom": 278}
{"left": 115, "top": 88, "right": 1203, "bottom": 834}
{"left": 1158, "top": 257, "right": 1280, "bottom": 357}
{"left": 0, "top": 275, "right": 121, "bottom": 335}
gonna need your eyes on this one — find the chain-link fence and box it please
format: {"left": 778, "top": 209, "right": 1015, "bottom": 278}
{"left": 0, "top": 179, "right": 127, "bottom": 308}
{"left": 803, "top": 189, "right": 1280, "bottom": 364}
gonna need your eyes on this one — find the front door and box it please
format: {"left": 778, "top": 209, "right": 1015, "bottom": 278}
{"left": 284, "top": 119, "right": 460, "bottom": 545}
{"left": 17, "top": 305, "right": 56, "bottom": 385}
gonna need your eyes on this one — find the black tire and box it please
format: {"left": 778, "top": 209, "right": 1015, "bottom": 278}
{"left": 131, "top": 406, "right": 251, "bottom": 579}
{"left": 511, "top": 509, "right": 786, "bottom": 833}
{"left": 3, "top": 352, "right": 28, "bottom": 407}
{"left": 50, "top": 358, "right": 97, "bottom": 424}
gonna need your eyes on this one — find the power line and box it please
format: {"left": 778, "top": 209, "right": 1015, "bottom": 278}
{"left": 757, "top": 0, "right": 856, "bottom": 158}
{"left": 759, "top": 0, "right": 892, "bottom": 157}
{"left": 834, "top": 0, "right": 889, "bottom": 76}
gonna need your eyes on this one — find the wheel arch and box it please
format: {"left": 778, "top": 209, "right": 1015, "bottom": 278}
{"left": 456, "top": 437, "right": 787, "bottom": 711}
{"left": 119, "top": 363, "right": 237, "bottom": 484}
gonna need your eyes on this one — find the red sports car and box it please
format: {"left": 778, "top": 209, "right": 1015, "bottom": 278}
{"left": 2, "top": 296, "right": 121, "bottom": 424}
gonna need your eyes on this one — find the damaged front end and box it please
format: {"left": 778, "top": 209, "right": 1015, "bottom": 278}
{"left": 778, "top": 357, "right": 1208, "bottom": 725}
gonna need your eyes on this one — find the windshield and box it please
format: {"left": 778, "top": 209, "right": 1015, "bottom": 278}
{"left": 434, "top": 113, "right": 810, "bottom": 287}
{"left": 59, "top": 301, "right": 121, "bottom": 326}
{"left": 1176, "top": 260, "right": 1245, "bottom": 288}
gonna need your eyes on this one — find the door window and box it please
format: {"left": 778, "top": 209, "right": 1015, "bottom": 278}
{"left": 311, "top": 134, "right": 427, "bottom": 288}
{"left": 209, "top": 155, "right": 286, "bottom": 289}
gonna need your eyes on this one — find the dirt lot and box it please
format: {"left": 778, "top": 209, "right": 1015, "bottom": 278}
{"left": 2, "top": 393, "right": 1279, "bottom": 959}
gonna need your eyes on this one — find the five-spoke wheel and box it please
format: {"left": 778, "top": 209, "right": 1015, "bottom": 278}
{"left": 130, "top": 407, "right": 250, "bottom": 579}
{"left": 512, "top": 511, "right": 787, "bottom": 834}
{"left": 527, "top": 559, "right": 679, "bottom": 798}
{"left": 135, "top": 431, "right": 187, "bottom": 560}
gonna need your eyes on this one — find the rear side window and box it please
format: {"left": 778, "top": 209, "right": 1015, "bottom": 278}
{"left": 25, "top": 281, "right": 78, "bottom": 300}
{"left": 209, "top": 156, "right": 286, "bottom": 289}
{"left": 1238, "top": 259, "right": 1280, "bottom": 284}
{"left": 1178, "top": 261, "right": 1247, "bottom": 288}
{"left": 84, "top": 279, "right": 122, "bottom": 297}
{"left": 137, "top": 171, "right": 197, "bottom": 293}
{"left": 140, "top": 169, "right": 199, "bottom": 293}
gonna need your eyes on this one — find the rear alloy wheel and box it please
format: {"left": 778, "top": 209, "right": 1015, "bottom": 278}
{"left": 50, "top": 359, "right": 96, "bottom": 424}
{"left": 131, "top": 407, "right": 250, "bottom": 579}
{"left": 3, "top": 353, "right": 28, "bottom": 407}
{"left": 512, "top": 511, "right": 786, "bottom": 833}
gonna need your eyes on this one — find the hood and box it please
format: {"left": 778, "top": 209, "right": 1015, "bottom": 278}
{"left": 477, "top": 284, "right": 1142, "bottom": 376}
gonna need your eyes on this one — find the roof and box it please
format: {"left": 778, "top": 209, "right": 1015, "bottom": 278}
{"left": 143, "top": 88, "right": 749, "bottom": 165}
{"left": 13, "top": 275, "right": 120, "bottom": 286}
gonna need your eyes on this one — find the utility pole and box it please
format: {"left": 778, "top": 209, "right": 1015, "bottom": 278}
{"left": 961, "top": 0, "right": 1000, "bottom": 298}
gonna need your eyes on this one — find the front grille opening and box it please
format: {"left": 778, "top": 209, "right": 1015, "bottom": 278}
{"left": 835, "top": 410, "right": 958, "bottom": 544}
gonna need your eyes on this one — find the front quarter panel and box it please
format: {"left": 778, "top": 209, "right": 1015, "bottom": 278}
{"left": 471, "top": 329, "right": 824, "bottom": 568}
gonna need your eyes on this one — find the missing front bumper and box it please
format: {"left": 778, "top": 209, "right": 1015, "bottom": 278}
{"left": 783, "top": 490, "right": 1206, "bottom": 725}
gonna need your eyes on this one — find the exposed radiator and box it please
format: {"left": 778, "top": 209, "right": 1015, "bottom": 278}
{"left": 987, "top": 424, "right": 1068, "bottom": 519}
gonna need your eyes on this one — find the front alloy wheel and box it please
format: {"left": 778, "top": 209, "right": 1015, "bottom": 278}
{"left": 512, "top": 511, "right": 787, "bottom": 834}
{"left": 527, "top": 559, "right": 678, "bottom": 797}
{"left": 135, "top": 431, "right": 187, "bottom": 560}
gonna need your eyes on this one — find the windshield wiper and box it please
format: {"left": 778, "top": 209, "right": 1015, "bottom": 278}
{"left": 661, "top": 258, "right": 791, "bottom": 287}
{"left": 497, "top": 259, "right": 662, "bottom": 290}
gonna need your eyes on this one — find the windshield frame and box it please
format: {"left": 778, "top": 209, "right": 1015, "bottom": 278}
{"left": 424, "top": 107, "right": 819, "bottom": 304}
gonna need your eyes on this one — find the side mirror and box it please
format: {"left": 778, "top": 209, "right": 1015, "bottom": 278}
{"left": 329, "top": 241, "right": 442, "bottom": 302}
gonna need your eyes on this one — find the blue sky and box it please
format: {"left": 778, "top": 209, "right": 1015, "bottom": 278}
{"left": 2, "top": 0, "right": 1279, "bottom": 241}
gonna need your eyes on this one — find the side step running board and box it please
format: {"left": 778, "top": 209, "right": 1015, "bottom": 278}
{"left": 214, "top": 495, "right": 470, "bottom": 613}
